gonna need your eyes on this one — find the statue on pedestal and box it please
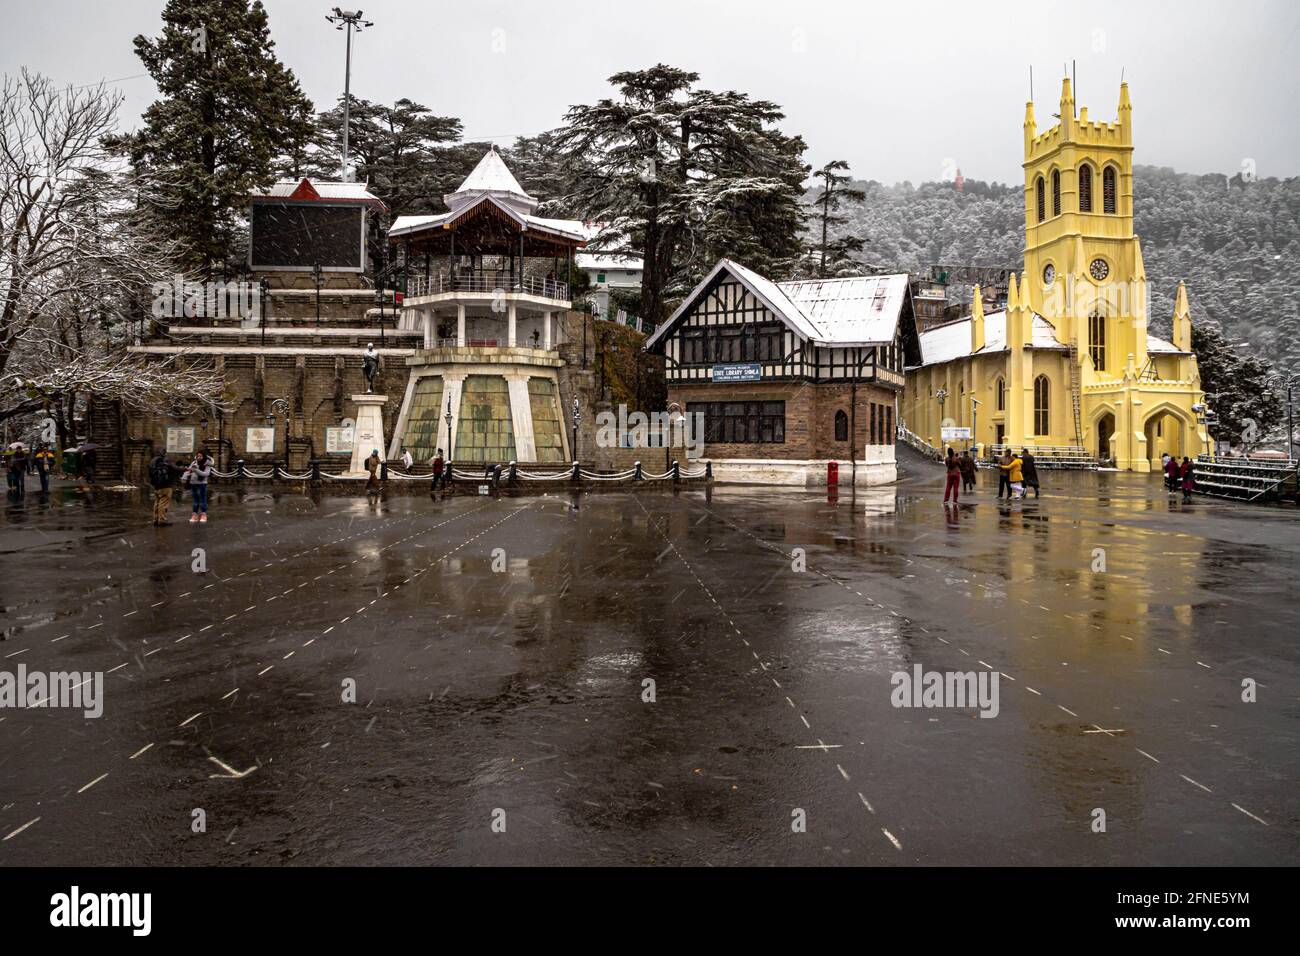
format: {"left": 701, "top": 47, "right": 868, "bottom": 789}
{"left": 362, "top": 343, "right": 379, "bottom": 394}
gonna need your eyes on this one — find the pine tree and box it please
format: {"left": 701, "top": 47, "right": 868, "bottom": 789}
{"left": 113, "top": 0, "right": 316, "bottom": 270}
{"left": 552, "top": 65, "right": 809, "bottom": 325}
{"left": 308, "top": 95, "right": 463, "bottom": 213}
{"left": 1191, "top": 322, "right": 1282, "bottom": 447}
{"left": 808, "top": 160, "right": 867, "bottom": 277}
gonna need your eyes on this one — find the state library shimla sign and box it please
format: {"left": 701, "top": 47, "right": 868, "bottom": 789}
{"left": 712, "top": 362, "right": 763, "bottom": 383}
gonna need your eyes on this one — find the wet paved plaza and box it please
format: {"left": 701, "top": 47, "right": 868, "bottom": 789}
{"left": 1, "top": 463, "right": 1296, "bottom": 866}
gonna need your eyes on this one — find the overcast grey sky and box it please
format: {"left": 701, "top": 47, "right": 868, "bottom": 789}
{"left": 3, "top": 0, "right": 1297, "bottom": 185}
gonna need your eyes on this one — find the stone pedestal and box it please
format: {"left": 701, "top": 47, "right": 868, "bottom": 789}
{"left": 348, "top": 394, "right": 389, "bottom": 476}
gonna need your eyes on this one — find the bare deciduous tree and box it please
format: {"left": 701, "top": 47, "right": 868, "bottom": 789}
{"left": 1, "top": 70, "right": 226, "bottom": 441}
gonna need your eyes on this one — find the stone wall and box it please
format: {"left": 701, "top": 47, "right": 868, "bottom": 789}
{"left": 666, "top": 380, "right": 899, "bottom": 462}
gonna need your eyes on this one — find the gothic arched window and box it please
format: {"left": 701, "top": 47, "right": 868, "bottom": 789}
{"left": 1078, "top": 163, "right": 1093, "bottom": 212}
{"left": 834, "top": 409, "right": 849, "bottom": 442}
{"left": 1034, "top": 375, "right": 1050, "bottom": 435}
{"left": 1035, "top": 176, "right": 1045, "bottom": 222}
{"left": 1102, "top": 166, "right": 1117, "bottom": 214}
{"left": 995, "top": 376, "right": 1006, "bottom": 411}
{"left": 1089, "top": 311, "right": 1107, "bottom": 371}
{"left": 1051, "top": 169, "right": 1061, "bottom": 217}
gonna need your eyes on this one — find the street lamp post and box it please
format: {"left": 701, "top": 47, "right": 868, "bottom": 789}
{"left": 325, "top": 8, "right": 374, "bottom": 182}
{"left": 571, "top": 396, "right": 582, "bottom": 463}
{"left": 312, "top": 263, "right": 323, "bottom": 328}
{"left": 935, "top": 387, "right": 948, "bottom": 453}
{"left": 444, "top": 395, "right": 455, "bottom": 465}
{"left": 1265, "top": 372, "right": 1299, "bottom": 462}
{"left": 258, "top": 276, "right": 270, "bottom": 347}
{"left": 268, "top": 398, "right": 290, "bottom": 472}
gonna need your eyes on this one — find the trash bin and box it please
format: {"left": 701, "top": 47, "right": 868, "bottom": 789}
{"left": 827, "top": 461, "right": 839, "bottom": 486}
{"left": 62, "top": 448, "right": 80, "bottom": 477}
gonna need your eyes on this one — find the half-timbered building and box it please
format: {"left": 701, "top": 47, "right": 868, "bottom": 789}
{"left": 644, "top": 259, "right": 920, "bottom": 486}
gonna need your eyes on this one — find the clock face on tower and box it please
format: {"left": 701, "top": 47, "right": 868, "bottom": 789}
{"left": 1089, "top": 258, "right": 1110, "bottom": 281}
{"left": 1043, "top": 264, "right": 1055, "bottom": 285}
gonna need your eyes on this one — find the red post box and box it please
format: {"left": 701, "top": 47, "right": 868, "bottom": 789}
{"left": 827, "top": 461, "right": 839, "bottom": 486}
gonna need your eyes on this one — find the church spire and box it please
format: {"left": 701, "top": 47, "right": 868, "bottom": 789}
{"left": 1172, "top": 280, "right": 1192, "bottom": 352}
{"left": 1118, "top": 81, "right": 1133, "bottom": 145}
{"left": 971, "top": 284, "right": 985, "bottom": 353}
{"left": 1024, "top": 99, "right": 1037, "bottom": 157}
{"left": 1059, "top": 75, "right": 1075, "bottom": 139}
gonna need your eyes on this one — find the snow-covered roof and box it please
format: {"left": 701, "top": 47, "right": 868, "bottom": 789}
{"left": 387, "top": 202, "right": 587, "bottom": 243}
{"left": 914, "top": 312, "right": 1190, "bottom": 366}
{"left": 645, "top": 259, "right": 908, "bottom": 352}
{"left": 914, "top": 311, "right": 1070, "bottom": 366}
{"left": 576, "top": 252, "right": 644, "bottom": 271}
{"left": 444, "top": 148, "right": 538, "bottom": 215}
{"left": 253, "top": 178, "right": 385, "bottom": 207}
{"left": 779, "top": 274, "right": 911, "bottom": 347}
{"left": 1146, "top": 333, "right": 1188, "bottom": 354}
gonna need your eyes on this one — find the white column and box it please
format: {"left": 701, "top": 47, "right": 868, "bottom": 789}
{"left": 456, "top": 304, "right": 466, "bottom": 347}
{"left": 506, "top": 374, "right": 536, "bottom": 462}
{"left": 439, "top": 374, "right": 465, "bottom": 459}
{"left": 543, "top": 310, "right": 553, "bottom": 349}
{"left": 507, "top": 303, "right": 517, "bottom": 348}
{"left": 422, "top": 308, "right": 433, "bottom": 349}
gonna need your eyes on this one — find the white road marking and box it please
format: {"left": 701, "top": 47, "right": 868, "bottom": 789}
{"left": 3, "top": 817, "right": 40, "bottom": 841}
{"left": 1231, "top": 803, "right": 1268, "bottom": 826}
{"left": 77, "top": 773, "right": 109, "bottom": 794}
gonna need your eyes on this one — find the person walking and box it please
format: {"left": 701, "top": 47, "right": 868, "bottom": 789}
{"left": 958, "top": 450, "right": 977, "bottom": 493}
{"left": 1000, "top": 449, "right": 1025, "bottom": 499}
{"left": 186, "top": 450, "right": 212, "bottom": 523}
{"left": 400, "top": 447, "right": 413, "bottom": 470}
{"left": 1160, "top": 452, "right": 1172, "bottom": 487}
{"left": 996, "top": 449, "right": 1012, "bottom": 498}
{"left": 943, "top": 448, "right": 961, "bottom": 503}
{"left": 1020, "top": 448, "right": 1040, "bottom": 499}
{"left": 33, "top": 444, "right": 55, "bottom": 494}
{"left": 365, "top": 449, "right": 382, "bottom": 493}
{"left": 431, "top": 448, "right": 445, "bottom": 491}
{"left": 1179, "top": 456, "right": 1195, "bottom": 502}
{"left": 3, "top": 445, "right": 15, "bottom": 493}
{"left": 80, "top": 445, "right": 98, "bottom": 485}
{"left": 1164, "top": 454, "right": 1180, "bottom": 492}
{"left": 10, "top": 445, "right": 29, "bottom": 497}
{"left": 148, "top": 450, "right": 185, "bottom": 525}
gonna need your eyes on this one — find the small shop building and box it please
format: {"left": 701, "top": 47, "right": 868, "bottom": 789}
{"left": 644, "top": 259, "right": 918, "bottom": 486}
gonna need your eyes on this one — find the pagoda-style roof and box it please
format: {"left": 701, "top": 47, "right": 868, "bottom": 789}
{"left": 388, "top": 149, "right": 586, "bottom": 257}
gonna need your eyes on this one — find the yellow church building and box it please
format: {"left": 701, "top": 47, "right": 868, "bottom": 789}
{"left": 903, "top": 79, "right": 1208, "bottom": 471}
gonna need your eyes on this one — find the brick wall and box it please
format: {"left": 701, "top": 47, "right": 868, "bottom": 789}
{"left": 667, "top": 380, "right": 898, "bottom": 461}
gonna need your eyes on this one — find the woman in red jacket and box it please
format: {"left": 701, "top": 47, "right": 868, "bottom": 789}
{"left": 943, "top": 449, "right": 961, "bottom": 503}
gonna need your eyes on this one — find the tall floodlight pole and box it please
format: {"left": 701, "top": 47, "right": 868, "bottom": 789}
{"left": 326, "top": 9, "right": 374, "bottom": 182}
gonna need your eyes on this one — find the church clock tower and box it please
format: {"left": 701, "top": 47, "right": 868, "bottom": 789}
{"left": 1022, "top": 78, "right": 1147, "bottom": 380}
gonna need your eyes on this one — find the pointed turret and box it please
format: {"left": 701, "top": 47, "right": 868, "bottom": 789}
{"left": 1172, "top": 280, "right": 1192, "bottom": 352}
{"left": 1006, "top": 273, "right": 1020, "bottom": 311}
{"left": 1024, "top": 100, "right": 1037, "bottom": 157}
{"left": 1059, "top": 75, "right": 1075, "bottom": 139}
{"left": 1118, "top": 81, "right": 1133, "bottom": 146}
{"left": 971, "top": 284, "right": 985, "bottom": 353}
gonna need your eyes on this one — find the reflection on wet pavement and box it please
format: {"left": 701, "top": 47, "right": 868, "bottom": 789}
{"left": 0, "top": 471, "right": 1295, "bottom": 865}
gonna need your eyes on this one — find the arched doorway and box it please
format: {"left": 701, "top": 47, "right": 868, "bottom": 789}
{"left": 1095, "top": 412, "right": 1115, "bottom": 464}
{"left": 1143, "top": 406, "right": 1189, "bottom": 468}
